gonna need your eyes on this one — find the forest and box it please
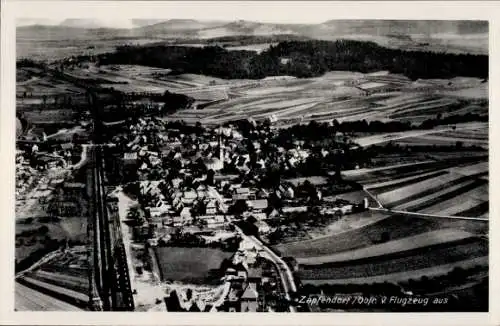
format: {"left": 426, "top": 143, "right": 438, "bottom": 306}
{"left": 98, "top": 39, "right": 488, "bottom": 80}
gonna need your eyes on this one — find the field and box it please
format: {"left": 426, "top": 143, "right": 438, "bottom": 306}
{"left": 362, "top": 161, "right": 489, "bottom": 218}
{"left": 17, "top": 38, "right": 162, "bottom": 62}
{"left": 154, "top": 247, "right": 232, "bottom": 284}
{"left": 301, "top": 256, "right": 488, "bottom": 285}
{"left": 394, "top": 127, "right": 488, "bottom": 149}
{"left": 275, "top": 203, "right": 488, "bottom": 284}
{"left": 274, "top": 214, "right": 441, "bottom": 258}
{"left": 297, "top": 237, "right": 487, "bottom": 281}
{"left": 295, "top": 228, "right": 475, "bottom": 265}
{"left": 75, "top": 66, "right": 486, "bottom": 127}
{"left": 15, "top": 281, "right": 83, "bottom": 311}
{"left": 19, "top": 60, "right": 486, "bottom": 129}
{"left": 16, "top": 216, "right": 87, "bottom": 263}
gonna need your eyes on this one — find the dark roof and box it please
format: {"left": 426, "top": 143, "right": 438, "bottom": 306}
{"left": 189, "top": 302, "right": 201, "bottom": 312}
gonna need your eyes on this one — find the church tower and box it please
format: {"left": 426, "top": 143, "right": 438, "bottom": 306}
{"left": 218, "top": 125, "right": 224, "bottom": 169}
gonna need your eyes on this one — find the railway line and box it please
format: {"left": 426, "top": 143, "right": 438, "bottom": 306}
{"left": 87, "top": 87, "right": 135, "bottom": 311}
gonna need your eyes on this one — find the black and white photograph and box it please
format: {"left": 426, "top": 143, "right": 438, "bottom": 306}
{"left": 2, "top": 0, "right": 496, "bottom": 321}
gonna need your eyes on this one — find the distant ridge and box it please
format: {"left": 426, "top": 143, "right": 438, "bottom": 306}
{"left": 17, "top": 19, "right": 488, "bottom": 55}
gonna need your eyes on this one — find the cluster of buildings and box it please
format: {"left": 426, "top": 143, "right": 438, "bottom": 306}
{"left": 109, "top": 116, "right": 369, "bottom": 311}
{"left": 165, "top": 237, "right": 283, "bottom": 312}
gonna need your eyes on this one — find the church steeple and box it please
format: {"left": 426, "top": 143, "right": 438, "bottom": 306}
{"left": 218, "top": 125, "right": 224, "bottom": 169}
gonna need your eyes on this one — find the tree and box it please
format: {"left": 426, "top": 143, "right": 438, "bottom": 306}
{"left": 229, "top": 199, "right": 249, "bottom": 216}
{"left": 206, "top": 169, "right": 215, "bottom": 186}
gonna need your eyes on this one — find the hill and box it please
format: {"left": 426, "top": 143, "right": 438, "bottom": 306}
{"left": 17, "top": 19, "right": 488, "bottom": 55}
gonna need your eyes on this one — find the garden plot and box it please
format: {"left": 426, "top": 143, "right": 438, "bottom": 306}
{"left": 296, "top": 228, "right": 475, "bottom": 265}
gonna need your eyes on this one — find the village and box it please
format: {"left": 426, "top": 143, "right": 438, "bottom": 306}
{"left": 107, "top": 116, "right": 369, "bottom": 312}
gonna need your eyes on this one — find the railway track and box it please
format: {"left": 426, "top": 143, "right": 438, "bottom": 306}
{"left": 81, "top": 85, "right": 134, "bottom": 311}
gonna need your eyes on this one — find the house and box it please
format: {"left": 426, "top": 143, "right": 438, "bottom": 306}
{"left": 175, "top": 207, "right": 192, "bottom": 226}
{"left": 240, "top": 283, "right": 259, "bottom": 312}
{"left": 282, "top": 206, "right": 308, "bottom": 213}
{"left": 233, "top": 187, "right": 250, "bottom": 201}
{"left": 247, "top": 199, "right": 268, "bottom": 213}
{"left": 256, "top": 221, "right": 271, "bottom": 234}
{"left": 206, "top": 200, "right": 218, "bottom": 215}
{"left": 182, "top": 190, "right": 197, "bottom": 204}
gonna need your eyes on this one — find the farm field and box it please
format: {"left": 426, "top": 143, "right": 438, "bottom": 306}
{"left": 274, "top": 214, "right": 442, "bottom": 258}
{"left": 153, "top": 69, "right": 488, "bottom": 126}
{"left": 154, "top": 247, "right": 232, "bottom": 284}
{"left": 363, "top": 160, "right": 489, "bottom": 217}
{"left": 16, "top": 216, "right": 87, "bottom": 263}
{"left": 301, "top": 256, "right": 488, "bottom": 285}
{"left": 15, "top": 281, "right": 83, "bottom": 311}
{"left": 17, "top": 38, "right": 162, "bottom": 62}
{"left": 297, "top": 237, "right": 487, "bottom": 280}
{"left": 344, "top": 155, "right": 486, "bottom": 185}
{"left": 394, "top": 132, "right": 488, "bottom": 149}
{"left": 24, "top": 269, "right": 88, "bottom": 294}
{"left": 295, "top": 228, "right": 475, "bottom": 265}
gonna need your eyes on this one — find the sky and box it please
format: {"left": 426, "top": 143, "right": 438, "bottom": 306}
{"left": 12, "top": 1, "right": 440, "bottom": 28}
{"left": 14, "top": 2, "right": 347, "bottom": 28}
{"left": 14, "top": 1, "right": 489, "bottom": 30}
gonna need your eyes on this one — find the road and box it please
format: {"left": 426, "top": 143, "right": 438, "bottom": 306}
{"left": 234, "top": 225, "right": 297, "bottom": 312}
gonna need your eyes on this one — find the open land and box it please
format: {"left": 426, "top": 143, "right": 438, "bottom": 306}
{"left": 15, "top": 21, "right": 489, "bottom": 312}
{"left": 154, "top": 247, "right": 232, "bottom": 284}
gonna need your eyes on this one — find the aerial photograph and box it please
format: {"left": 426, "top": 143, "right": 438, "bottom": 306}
{"left": 14, "top": 17, "right": 488, "bottom": 312}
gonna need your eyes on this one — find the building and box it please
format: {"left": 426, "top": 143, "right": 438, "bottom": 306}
{"left": 233, "top": 187, "right": 250, "bottom": 201}
{"left": 247, "top": 199, "right": 268, "bottom": 213}
{"left": 240, "top": 283, "right": 259, "bottom": 312}
{"left": 206, "top": 200, "right": 218, "bottom": 215}
{"left": 204, "top": 134, "right": 225, "bottom": 171}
